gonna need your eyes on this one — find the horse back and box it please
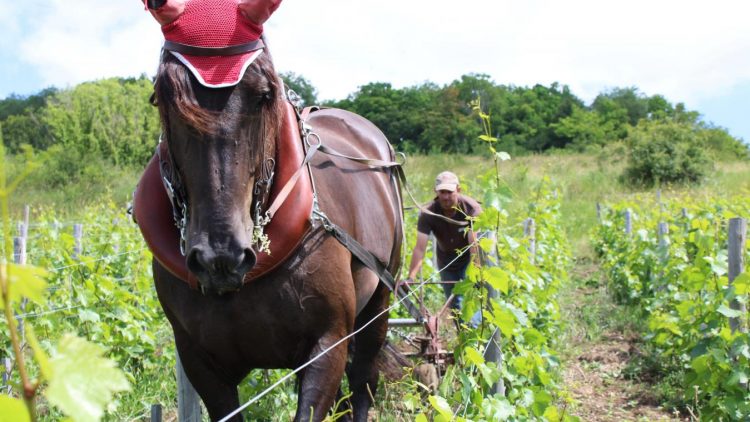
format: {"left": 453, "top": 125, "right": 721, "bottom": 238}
{"left": 307, "top": 108, "right": 403, "bottom": 272}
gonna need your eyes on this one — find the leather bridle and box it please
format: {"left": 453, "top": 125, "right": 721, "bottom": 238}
{"left": 162, "top": 39, "right": 265, "bottom": 57}
{"left": 156, "top": 38, "right": 273, "bottom": 256}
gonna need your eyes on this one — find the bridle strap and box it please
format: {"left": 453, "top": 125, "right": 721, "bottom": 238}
{"left": 163, "top": 39, "right": 265, "bottom": 56}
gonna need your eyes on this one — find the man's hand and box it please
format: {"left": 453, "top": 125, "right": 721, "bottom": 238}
{"left": 396, "top": 278, "right": 413, "bottom": 296}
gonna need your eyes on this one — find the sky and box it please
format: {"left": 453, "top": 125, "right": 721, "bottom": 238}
{"left": 1, "top": 0, "right": 748, "bottom": 142}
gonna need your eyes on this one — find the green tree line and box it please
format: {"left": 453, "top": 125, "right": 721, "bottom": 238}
{"left": 1, "top": 73, "right": 746, "bottom": 177}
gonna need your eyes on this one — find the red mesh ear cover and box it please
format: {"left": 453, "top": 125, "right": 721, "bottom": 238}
{"left": 161, "top": 0, "right": 265, "bottom": 87}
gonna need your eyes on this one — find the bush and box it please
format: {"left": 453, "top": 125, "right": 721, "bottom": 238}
{"left": 623, "top": 120, "right": 712, "bottom": 186}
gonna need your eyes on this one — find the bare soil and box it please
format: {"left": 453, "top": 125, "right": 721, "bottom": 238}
{"left": 561, "top": 262, "right": 685, "bottom": 422}
{"left": 562, "top": 333, "right": 683, "bottom": 421}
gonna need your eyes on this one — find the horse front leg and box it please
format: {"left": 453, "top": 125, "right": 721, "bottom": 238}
{"left": 173, "top": 330, "right": 242, "bottom": 421}
{"left": 294, "top": 333, "right": 350, "bottom": 422}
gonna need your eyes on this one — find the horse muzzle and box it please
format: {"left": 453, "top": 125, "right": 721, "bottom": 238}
{"left": 186, "top": 244, "right": 256, "bottom": 294}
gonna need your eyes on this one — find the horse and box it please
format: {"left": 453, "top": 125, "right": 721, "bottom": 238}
{"left": 134, "top": 2, "right": 404, "bottom": 421}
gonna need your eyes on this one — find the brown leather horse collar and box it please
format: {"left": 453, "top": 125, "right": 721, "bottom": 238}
{"left": 133, "top": 100, "right": 314, "bottom": 290}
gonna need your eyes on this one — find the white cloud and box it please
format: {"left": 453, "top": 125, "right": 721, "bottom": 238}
{"left": 19, "top": 0, "right": 162, "bottom": 89}
{"left": 11, "top": 0, "right": 750, "bottom": 108}
{"left": 269, "top": 0, "right": 750, "bottom": 104}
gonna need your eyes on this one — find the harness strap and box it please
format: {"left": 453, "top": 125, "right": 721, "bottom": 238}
{"left": 163, "top": 39, "right": 265, "bottom": 56}
{"left": 265, "top": 142, "right": 320, "bottom": 219}
{"left": 318, "top": 217, "right": 423, "bottom": 322}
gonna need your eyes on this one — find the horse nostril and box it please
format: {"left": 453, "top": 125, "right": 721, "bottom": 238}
{"left": 187, "top": 246, "right": 208, "bottom": 275}
{"left": 239, "top": 248, "right": 257, "bottom": 273}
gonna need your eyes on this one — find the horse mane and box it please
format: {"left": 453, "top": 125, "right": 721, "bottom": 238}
{"left": 153, "top": 50, "right": 283, "bottom": 172}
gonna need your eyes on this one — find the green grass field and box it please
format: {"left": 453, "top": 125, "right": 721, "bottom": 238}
{"left": 13, "top": 149, "right": 750, "bottom": 260}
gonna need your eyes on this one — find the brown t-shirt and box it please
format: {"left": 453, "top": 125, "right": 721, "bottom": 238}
{"left": 416, "top": 194, "right": 482, "bottom": 272}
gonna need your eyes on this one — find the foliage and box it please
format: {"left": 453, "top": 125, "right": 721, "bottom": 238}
{"left": 2, "top": 75, "right": 745, "bottom": 167}
{"left": 0, "top": 76, "right": 159, "bottom": 170}
{"left": 280, "top": 71, "right": 319, "bottom": 106}
{"left": 385, "top": 105, "right": 577, "bottom": 421}
{"left": 0, "top": 135, "right": 140, "bottom": 420}
{"left": 623, "top": 119, "right": 713, "bottom": 186}
{"left": 594, "top": 194, "right": 750, "bottom": 419}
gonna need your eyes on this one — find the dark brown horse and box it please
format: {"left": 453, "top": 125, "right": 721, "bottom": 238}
{"left": 135, "top": 3, "right": 403, "bottom": 421}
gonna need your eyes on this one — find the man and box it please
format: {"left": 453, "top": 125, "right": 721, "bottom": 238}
{"left": 405, "top": 171, "right": 482, "bottom": 324}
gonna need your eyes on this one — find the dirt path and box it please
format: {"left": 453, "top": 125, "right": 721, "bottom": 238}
{"left": 560, "top": 261, "right": 685, "bottom": 422}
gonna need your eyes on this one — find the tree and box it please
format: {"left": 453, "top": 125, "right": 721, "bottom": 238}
{"left": 593, "top": 87, "right": 649, "bottom": 126}
{"left": 279, "top": 72, "right": 318, "bottom": 106}
{"left": 551, "top": 106, "right": 613, "bottom": 151}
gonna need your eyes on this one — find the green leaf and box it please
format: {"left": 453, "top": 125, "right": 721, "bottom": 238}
{"left": 479, "top": 134, "right": 497, "bottom": 143}
{"left": 531, "top": 389, "right": 553, "bottom": 416}
{"left": 0, "top": 396, "right": 31, "bottom": 422}
{"left": 26, "top": 326, "right": 52, "bottom": 380}
{"left": 482, "top": 396, "right": 515, "bottom": 420}
{"left": 495, "top": 151, "right": 511, "bottom": 161}
{"left": 490, "top": 304, "right": 517, "bottom": 337}
{"left": 717, "top": 305, "right": 743, "bottom": 318}
{"left": 46, "top": 335, "right": 130, "bottom": 422}
{"left": 726, "top": 370, "right": 749, "bottom": 388}
{"left": 485, "top": 267, "right": 509, "bottom": 294}
{"left": 479, "top": 237, "right": 495, "bottom": 254}
{"left": 543, "top": 405, "right": 561, "bottom": 422}
{"left": 0, "top": 264, "right": 48, "bottom": 309}
{"left": 415, "top": 414, "right": 429, "bottom": 422}
{"left": 78, "top": 309, "right": 100, "bottom": 323}
{"left": 428, "top": 395, "right": 453, "bottom": 420}
{"left": 523, "top": 328, "right": 546, "bottom": 347}
{"left": 732, "top": 272, "right": 750, "bottom": 294}
{"left": 464, "top": 346, "right": 485, "bottom": 366}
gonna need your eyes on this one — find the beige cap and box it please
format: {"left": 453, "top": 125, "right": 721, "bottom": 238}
{"left": 434, "top": 171, "right": 459, "bottom": 192}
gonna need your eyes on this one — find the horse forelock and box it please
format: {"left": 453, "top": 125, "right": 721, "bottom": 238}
{"left": 153, "top": 50, "right": 283, "bottom": 173}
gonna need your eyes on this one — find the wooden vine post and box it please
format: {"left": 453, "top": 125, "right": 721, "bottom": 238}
{"left": 728, "top": 218, "right": 747, "bottom": 334}
{"left": 624, "top": 209, "right": 632, "bottom": 236}
{"left": 73, "top": 224, "right": 83, "bottom": 260}
{"left": 482, "top": 231, "right": 505, "bottom": 396}
{"left": 177, "top": 352, "right": 202, "bottom": 421}
{"left": 523, "top": 218, "right": 536, "bottom": 264}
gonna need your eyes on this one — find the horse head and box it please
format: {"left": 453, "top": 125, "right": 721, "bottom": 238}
{"left": 149, "top": 0, "right": 283, "bottom": 294}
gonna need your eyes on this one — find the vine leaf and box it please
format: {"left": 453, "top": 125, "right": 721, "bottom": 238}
{"left": 717, "top": 305, "right": 742, "bottom": 318}
{"left": 495, "top": 151, "right": 511, "bottom": 161}
{"left": 428, "top": 395, "right": 453, "bottom": 421}
{"left": 0, "top": 396, "right": 31, "bottom": 422}
{"left": 46, "top": 335, "right": 130, "bottom": 422}
{"left": 0, "top": 264, "right": 47, "bottom": 309}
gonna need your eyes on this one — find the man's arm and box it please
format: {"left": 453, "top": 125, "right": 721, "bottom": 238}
{"left": 406, "top": 232, "right": 430, "bottom": 280}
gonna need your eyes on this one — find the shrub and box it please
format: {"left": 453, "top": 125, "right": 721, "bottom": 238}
{"left": 623, "top": 120, "right": 711, "bottom": 186}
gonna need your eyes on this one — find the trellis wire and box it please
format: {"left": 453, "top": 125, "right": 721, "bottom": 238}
{"left": 218, "top": 237, "right": 483, "bottom": 422}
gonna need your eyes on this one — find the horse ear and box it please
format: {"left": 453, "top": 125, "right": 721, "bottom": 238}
{"left": 145, "top": 0, "right": 186, "bottom": 26}
{"left": 238, "top": 0, "right": 281, "bottom": 25}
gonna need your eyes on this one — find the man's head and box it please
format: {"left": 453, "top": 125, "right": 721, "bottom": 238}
{"left": 434, "top": 171, "right": 460, "bottom": 213}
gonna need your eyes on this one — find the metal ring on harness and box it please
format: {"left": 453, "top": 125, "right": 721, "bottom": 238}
{"left": 305, "top": 132, "right": 321, "bottom": 149}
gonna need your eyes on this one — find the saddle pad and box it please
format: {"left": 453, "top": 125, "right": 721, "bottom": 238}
{"left": 133, "top": 101, "right": 313, "bottom": 288}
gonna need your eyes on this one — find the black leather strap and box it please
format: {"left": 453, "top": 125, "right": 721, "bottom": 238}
{"left": 323, "top": 220, "right": 423, "bottom": 322}
{"left": 163, "top": 39, "right": 265, "bottom": 57}
{"left": 146, "top": 0, "right": 167, "bottom": 9}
